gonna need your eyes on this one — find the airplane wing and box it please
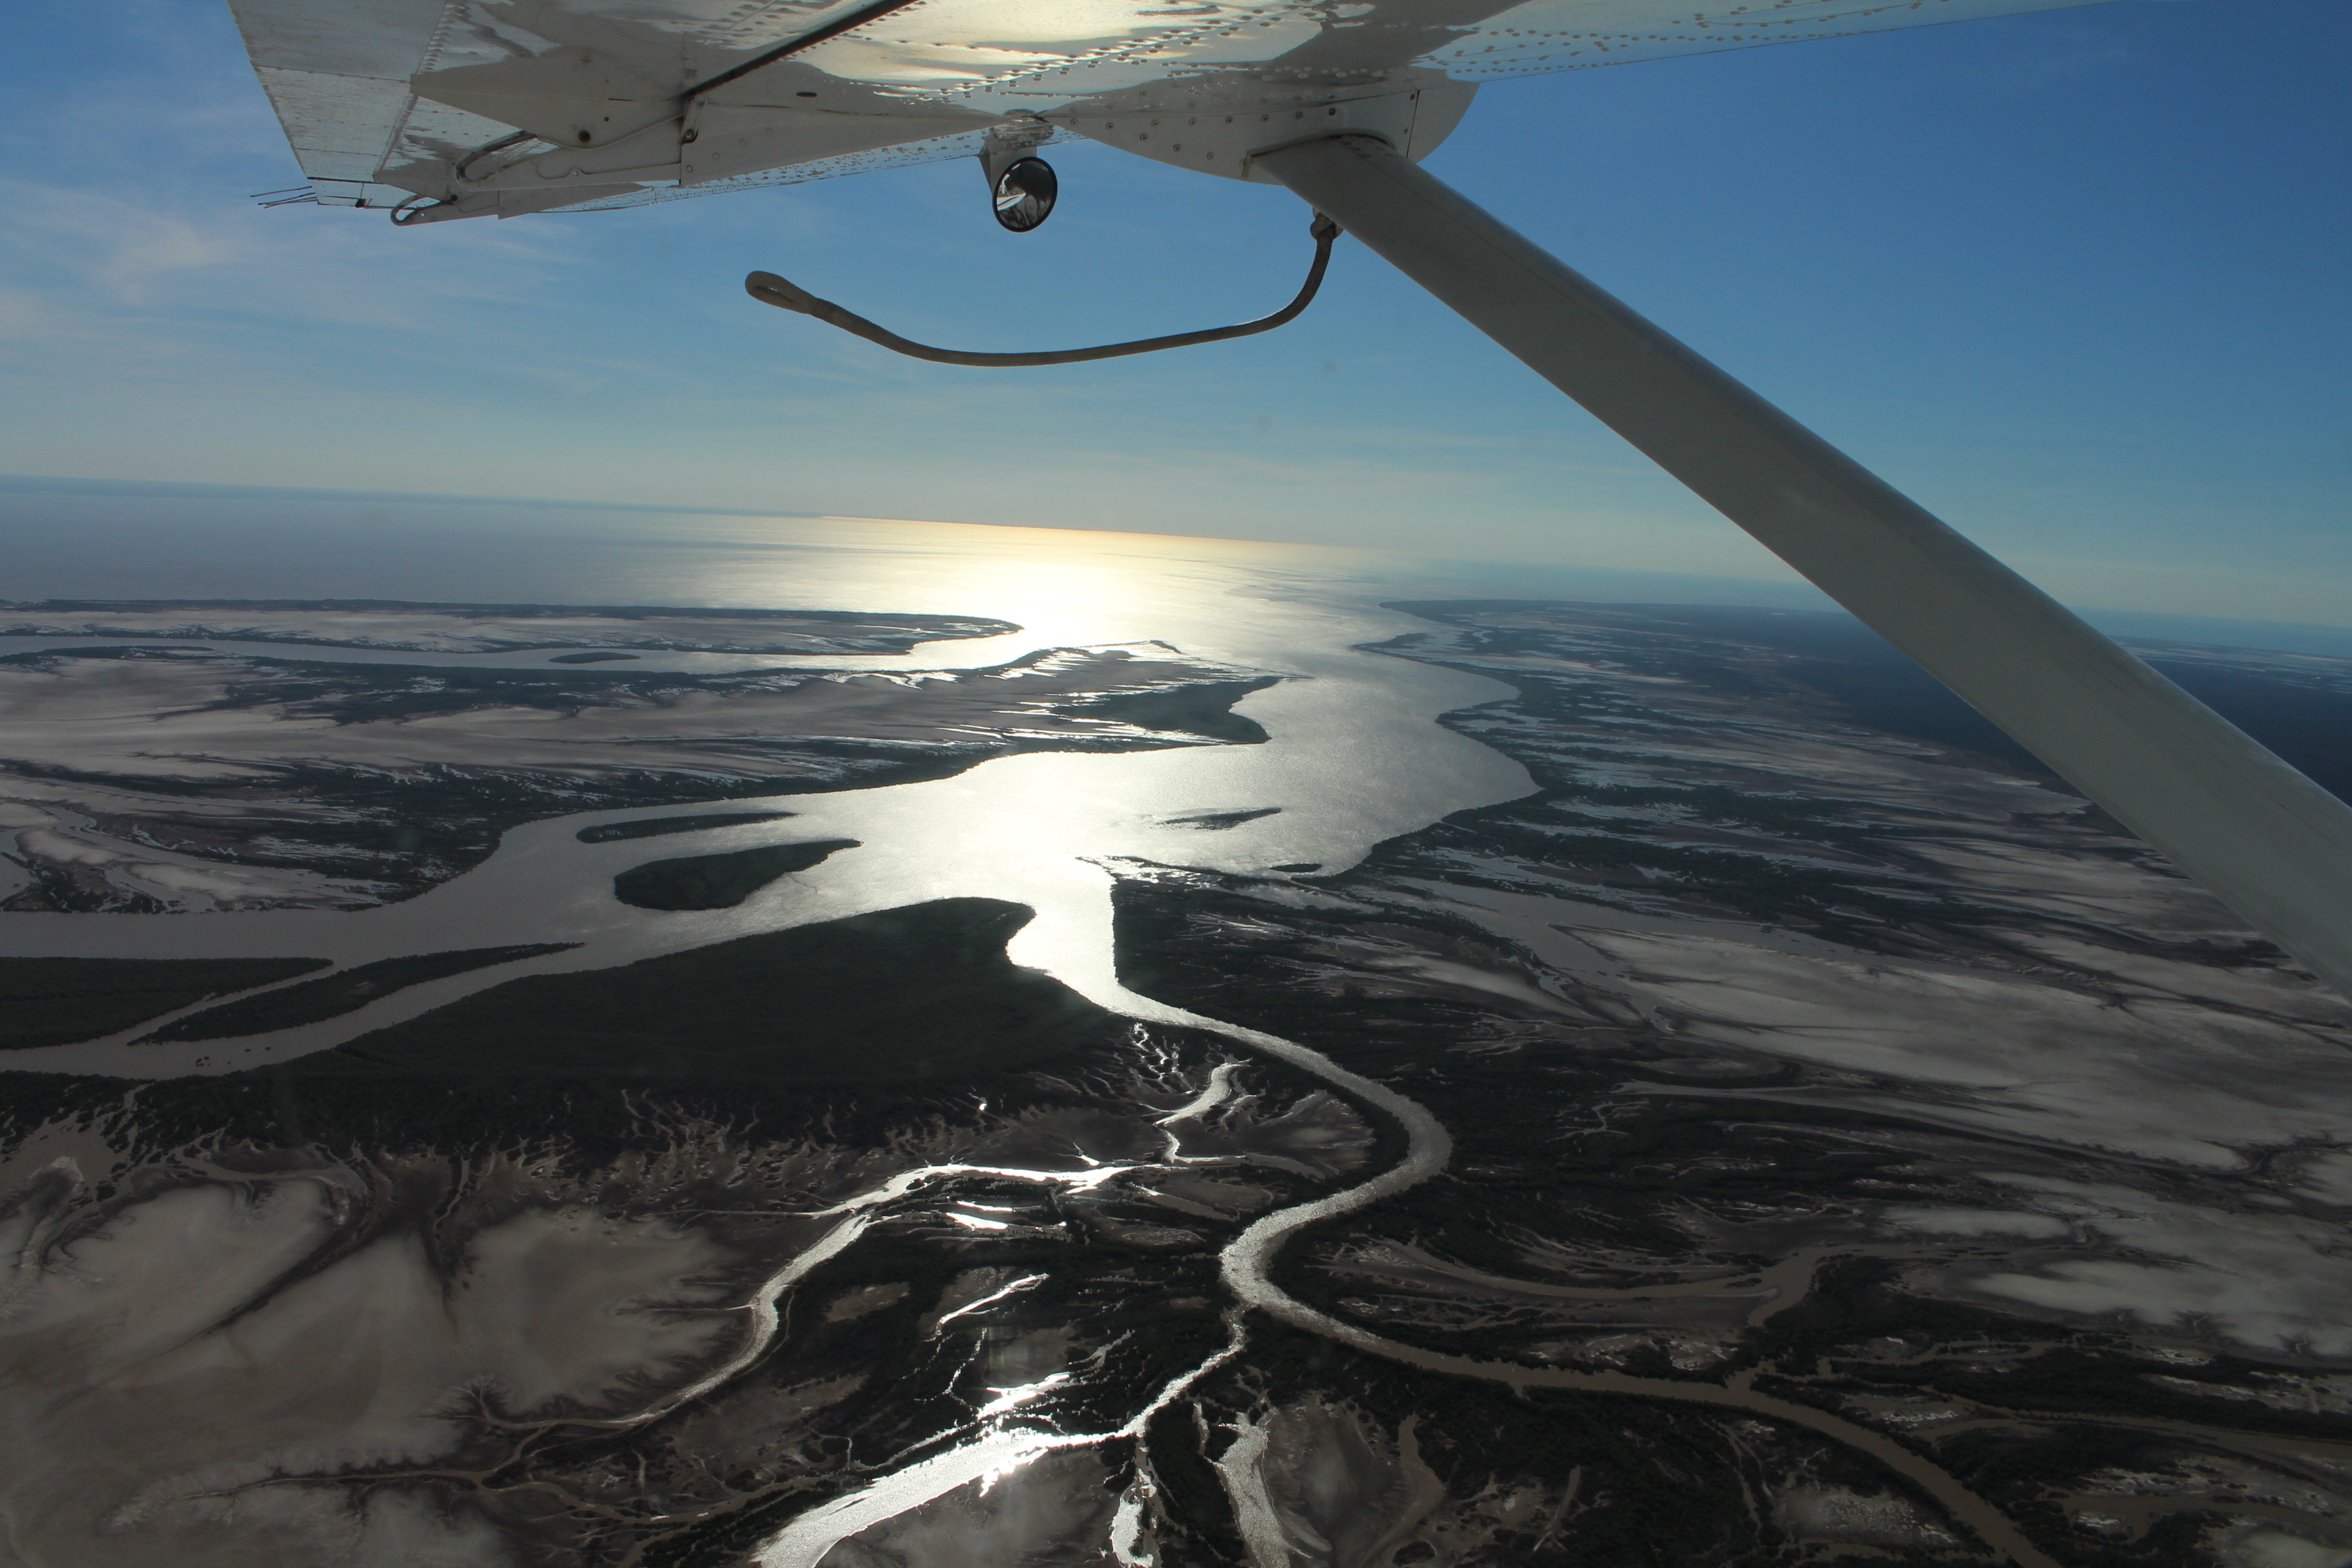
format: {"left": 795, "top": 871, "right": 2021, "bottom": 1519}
{"left": 227, "top": 0, "right": 2120, "bottom": 220}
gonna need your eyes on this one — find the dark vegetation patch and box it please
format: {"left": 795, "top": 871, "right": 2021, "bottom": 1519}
{"left": 316, "top": 897, "right": 1120, "bottom": 1085}
{"left": 141, "top": 944, "right": 581, "bottom": 1043}
{"left": 1063, "top": 677, "right": 1278, "bottom": 743}
{"left": 612, "top": 840, "right": 858, "bottom": 911}
{"left": 546, "top": 651, "right": 640, "bottom": 664}
{"left": 0, "top": 900, "right": 1144, "bottom": 1157}
{"left": 576, "top": 811, "right": 799, "bottom": 845}
{"left": 0, "top": 957, "right": 328, "bottom": 1050}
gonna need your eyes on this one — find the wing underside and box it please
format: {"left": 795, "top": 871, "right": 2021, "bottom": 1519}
{"left": 227, "top": 0, "right": 2114, "bottom": 218}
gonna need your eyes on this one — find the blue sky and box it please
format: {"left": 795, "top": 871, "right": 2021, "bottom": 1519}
{"left": 0, "top": 0, "right": 2343, "bottom": 625}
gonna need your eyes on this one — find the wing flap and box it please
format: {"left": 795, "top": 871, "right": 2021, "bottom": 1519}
{"left": 252, "top": 67, "right": 416, "bottom": 177}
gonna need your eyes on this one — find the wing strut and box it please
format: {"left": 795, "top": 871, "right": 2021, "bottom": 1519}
{"left": 747, "top": 215, "right": 1338, "bottom": 366}
{"left": 1256, "top": 133, "right": 2352, "bottom": 998}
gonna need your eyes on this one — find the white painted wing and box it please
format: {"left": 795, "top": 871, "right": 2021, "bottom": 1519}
{"left": 225, "top": 0, "right": 898, "bottom": 211}
{"left": 226, "top": 0, "right": 2117, "bottom": 218}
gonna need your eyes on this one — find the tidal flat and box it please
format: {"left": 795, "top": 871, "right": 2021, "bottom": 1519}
{"left": 3, "top": 584, "right": 2351, "bottom": 1568}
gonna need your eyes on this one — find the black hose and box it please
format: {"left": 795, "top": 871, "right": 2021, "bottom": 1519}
{"left": 745, "top": 214, "right": 1341, "bottom": 368}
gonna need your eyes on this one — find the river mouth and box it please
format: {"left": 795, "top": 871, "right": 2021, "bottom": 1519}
{"left": 5, "top": 512, "right": 2352, "bottom": 1568}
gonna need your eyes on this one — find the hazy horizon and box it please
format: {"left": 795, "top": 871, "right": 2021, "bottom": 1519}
{"left": 7, "top": 471, "right": 2351, "bottom": 662}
